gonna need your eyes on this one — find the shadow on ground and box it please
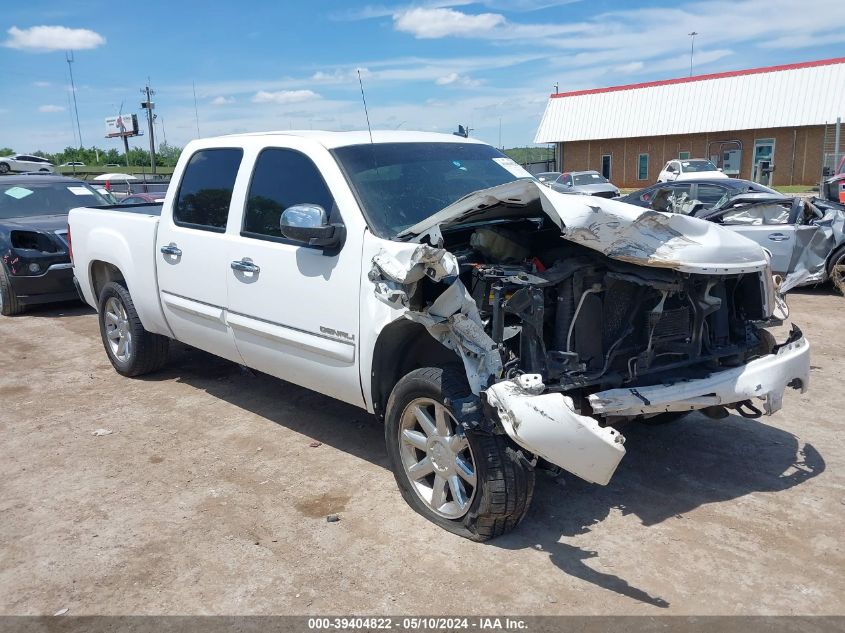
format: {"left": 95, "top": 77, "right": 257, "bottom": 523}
{"left": 14, "top": 300, "right": 94, "bottom": 318}
{"left": 142, "top": 343, "right": 825, "bottom": 608}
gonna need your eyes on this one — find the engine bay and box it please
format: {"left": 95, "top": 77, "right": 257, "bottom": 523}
{"left": 409, "top": 217, "right": 774, "bottom": 415}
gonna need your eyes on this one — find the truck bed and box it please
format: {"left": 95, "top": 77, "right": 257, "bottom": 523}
{"left": 69, "top": 204, "right": 171, "bottom": 338}
{"left": 93, "top": 202, "right": 164, "bottom": 216}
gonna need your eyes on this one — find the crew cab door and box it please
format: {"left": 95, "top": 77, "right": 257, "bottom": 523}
{"left": 224, "top": 145, "right": 365, "bottom": 407}
{"left": 154, "top": 147, "right": 245, "bottom": 363}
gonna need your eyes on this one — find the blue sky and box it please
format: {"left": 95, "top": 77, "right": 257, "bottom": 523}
{"left": 1, "top": 0, "right": 843, "bottom": 154}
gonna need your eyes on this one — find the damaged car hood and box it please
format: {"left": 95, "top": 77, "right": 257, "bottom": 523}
{"left": 399, "top": 179, "right": 769, "bottom": 275}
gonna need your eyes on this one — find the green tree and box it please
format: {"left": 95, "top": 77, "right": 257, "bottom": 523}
{"left": 0, "top": 147, "right": 15, "bottom": 156}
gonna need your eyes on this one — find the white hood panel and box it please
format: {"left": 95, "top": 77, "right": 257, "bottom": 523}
{"left": 402, "top": 180, "right": 769, "bottom": 275}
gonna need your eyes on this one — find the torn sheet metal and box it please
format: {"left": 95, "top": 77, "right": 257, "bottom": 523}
{"left": 588, "top": 328, "right": 810, "bottom": 418}
{"left": 369, "top": 244, "right": 460, "bottom": 308}
{"left": 398, "top": 179, "right": 769, "bottom": 275}
{"left": 369, "top": 245, "right": 501, "bottom": 394}
{"left": 780, "top": 202, "right": 845, "bottom": 293}
{"left": 404, "top": 280, "right": 502, "bottom": 394}
{"left": 485, "top": 375, "right": 626, "bottom": 485}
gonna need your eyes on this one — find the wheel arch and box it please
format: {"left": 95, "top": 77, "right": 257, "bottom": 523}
{"left": 825, "top": 243, "right": 845, "bottom": 276}
{"left": 370, "top": 318, "right": 461, "bottom": 420}
{"left": 89, "top": 260, "right": 126, "bottom": 302}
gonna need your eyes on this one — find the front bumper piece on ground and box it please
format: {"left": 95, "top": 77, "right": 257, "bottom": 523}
{"left": 485, "top": 375, "right": 626, "bottom": 486}
{"left": 484, "top": 328, "right": 809, "bottom": 487}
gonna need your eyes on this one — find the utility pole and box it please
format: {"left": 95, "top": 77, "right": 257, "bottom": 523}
{"left": 141, "top": 83, "right": 156, "bottom": 174}
{"left": 66, "top": 51, "right": 83, "bottom": 148}
{"left": 688, "top": 32, "right": 699, "bottom": 77}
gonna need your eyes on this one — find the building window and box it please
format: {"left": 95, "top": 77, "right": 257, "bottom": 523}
{"left": 601, "top": 154, "right": 611, "bottom": 180}
{"left": 638, "top": 154, "right": 649, "bottom": 180}
{"left": 679, "top": 151, "right": 690, "bottom": 160}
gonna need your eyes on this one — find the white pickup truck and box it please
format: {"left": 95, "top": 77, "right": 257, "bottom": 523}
{"left": 68, "top": 131, "right": 810, "bottom": 540}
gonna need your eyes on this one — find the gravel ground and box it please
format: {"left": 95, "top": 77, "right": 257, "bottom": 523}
{"left": 0, "top": 288, "right": 843, "bottom": 615}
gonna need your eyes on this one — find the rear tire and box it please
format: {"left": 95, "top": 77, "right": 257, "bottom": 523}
{"left": 385, "top": 367, "right": 535, "bottom": 541}
{"left": 0, "top": 264, "right": 24, "bottom": 316}
{"left": 827, "top": 246, "right": 845, "bottom": 294}
{"left": 98, "top": 281, "right": 169, "bottom": 376}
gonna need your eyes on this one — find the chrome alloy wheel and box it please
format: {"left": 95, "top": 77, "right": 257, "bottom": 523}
{"left": 399, "top": 397, "right": 477, "bottom": 519}
{"left": 104, "top": 296, "right": 132, "bottom": 362}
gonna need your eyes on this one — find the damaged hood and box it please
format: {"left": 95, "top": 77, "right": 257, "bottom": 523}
{"left": 399, "top": 179, "right": 769, "bottom": 275}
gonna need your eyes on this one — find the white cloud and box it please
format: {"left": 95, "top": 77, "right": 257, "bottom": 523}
{"left": 614, "top": 61, "right": 644, "bottom": 74}
{"left": 38, "top": 104, "right": 65, "bottom": 113}
{"left": 210, "top": 96, "right": 235, "bottom": 105}
{"left": 33, "top": 81, "right": 51, "bottom": 88}
{"left": 4, "top": 25, "right": 106, "bottom": 51}
{"left": 394, "top": 7, "right": 505, "bottom": 38}
{"left": 252, "top": 89, "right": 321, "bottom": 105}
{"left": 435, "top": 72, "right": 482, "bottom": 87}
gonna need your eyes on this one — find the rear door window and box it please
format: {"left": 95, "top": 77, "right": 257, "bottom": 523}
{"left": 173, "top": 148, "right": 243, "bottom": 232}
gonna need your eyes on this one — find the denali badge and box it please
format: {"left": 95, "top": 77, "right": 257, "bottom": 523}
{"left": 320, "top": 326, "right": 355, "bottom": 342}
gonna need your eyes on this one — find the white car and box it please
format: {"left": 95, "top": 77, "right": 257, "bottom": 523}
{"left": 658, "top": 159, "right": 728, "bottom": 183}
{"left": 67, "top": 131, "right": 809, "bottom": 541}
{"left": 0, "top": 154, "right": 56, "bottom": 174}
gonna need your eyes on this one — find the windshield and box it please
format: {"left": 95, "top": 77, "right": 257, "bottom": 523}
{"left": 681, "top": 160, "right": 719, "bottom": 173}
{"left": 0, "top": 181, "right": 108, "bottom": 219}
{"left": 332, "top": 142, "right": 528, "bottom": 238}
{"left": 573, "top": 173, "right": 608, "bottom": 185}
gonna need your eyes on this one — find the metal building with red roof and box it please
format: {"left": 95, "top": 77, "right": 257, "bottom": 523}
{"left": 534, "top": 57, "right": 845, "bottom": 188}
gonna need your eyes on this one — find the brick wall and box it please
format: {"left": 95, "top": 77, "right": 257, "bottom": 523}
{"left": 557, "top": 125, "right": 826, "bottom": 188}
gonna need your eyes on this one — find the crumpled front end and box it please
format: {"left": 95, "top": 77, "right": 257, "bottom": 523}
{"left": 369, "top": 181, "right": 808, "bottom": 486}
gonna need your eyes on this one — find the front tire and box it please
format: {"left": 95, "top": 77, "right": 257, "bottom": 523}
{"left": 0, "top": 162, "right": 10, "bottom": 174}
{"left": 385, "top": 367, "right": 535, "bottom": 541}
{"left": 98, "top": 281, "right": 169, "bottom": 376}
{"left": 0, "top": 264, "right": 24, "bottom": 316}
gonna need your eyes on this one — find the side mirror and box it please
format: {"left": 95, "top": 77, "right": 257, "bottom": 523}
{"left": 717, "top": 167, "right": 723, "bottom": 172}
{"left": 280, "top": 204, "right": 343, "bottom": 248}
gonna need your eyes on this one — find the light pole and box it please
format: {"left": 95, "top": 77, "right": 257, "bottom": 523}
{"left": 688, "top": 31, "right": 699, "bottom": 77}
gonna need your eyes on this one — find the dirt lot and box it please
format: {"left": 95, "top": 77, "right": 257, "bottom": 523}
{"left": 1, "top": 288, "right": 843, "bottom": 616}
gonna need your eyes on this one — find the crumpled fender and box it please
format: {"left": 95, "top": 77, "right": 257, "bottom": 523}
{"left": 369, "top": 245, "right": 502, "bottom": 394}
{"left": 485, "top": 375, "right": 626, "bottom": 486}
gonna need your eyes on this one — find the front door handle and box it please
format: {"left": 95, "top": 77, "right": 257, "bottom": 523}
{"left": 231, "top": 259, "right": 260, "bottom": 274}
{"left": 768, "top": 233, "right": 790, "bottom": 242}
{"left": 160, "top": 243, "right": 182, "bottom": 256}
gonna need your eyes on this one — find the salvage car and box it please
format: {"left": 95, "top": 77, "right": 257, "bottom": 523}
{"left": 67, "top": 131, "right": 810, "bottom": 540}
{"left": 0, "top": 154, "right": 55, "bottom": 174}
{"left": 657, "top": 159, "right": 728, "bottom": 182}
{"left": 536, "top": 170, "right": 619, "bottom": 198}
{"left": 622, "top": 181, "right": 845, "bottom": 291}
{"left": 696, "top": 197, "right": 845, "bottom": 292}
{"left": 1, "top": 175, "right": 109, "bottom": 315}
{"left": 619, "top": 178, "right": 779, "bottom": 213}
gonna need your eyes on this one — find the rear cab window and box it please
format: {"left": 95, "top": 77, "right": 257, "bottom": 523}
{"left": 173, "top": 148, "right": 243, "bottom": 232}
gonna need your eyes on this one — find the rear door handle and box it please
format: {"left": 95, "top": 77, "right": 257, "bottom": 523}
{"left": 160, "top": 243, "right": 182, "bottom": 256}
{"left": 231, "top": 259, "right": 260, "bottom": 274}
{"left": 768, "top": 233, "right": 790, "bottom": 242}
